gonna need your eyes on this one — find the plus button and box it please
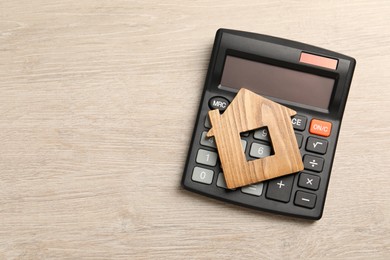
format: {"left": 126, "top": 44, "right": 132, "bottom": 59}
{"left": 266, "top": 175, "right": 295, "bottom": 203}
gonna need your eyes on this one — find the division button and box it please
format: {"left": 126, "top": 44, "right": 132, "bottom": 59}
{"left": 294, "top": 191, "right": 316, "bottom": 209}
{"left": 306, "top": 137, "right": 328, "bottom": 154}
{"left": 192, "top": 167, "right": 214, "bottom": 184}
{"left": 266, "top": 175, "right": 294, "bottom": 202}
{"left": 241, "top": 183, "right": 264, "bottom": 196}
{"left": 196, "top": 149, "right": 218, "bottom": 166}
{"left": 291, "top": 115, "right": 307, "bottom": 131}
{"left": 298, "top": 172, "right": 320, "bottom": 190}
{"left": 303, "top": 155, "right": 324, "bottom": 172}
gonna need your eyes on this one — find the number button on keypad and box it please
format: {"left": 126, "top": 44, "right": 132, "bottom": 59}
{"left": 192, "top": 167, "right": 214, "bottom": 184}
{"left": 200, "top": 131, "right": 216, "bottom": 148}
{"left": 254, "top": 127, "right": 270, "bottom": 142}
{"left": 196, "top": 149, "right": 218, "bottom": 166}
{"left": 250, "top": 143, "right": 272, "bottom": 158}
{"left": 204, "top": 115, "right": 211, "bottom": 128}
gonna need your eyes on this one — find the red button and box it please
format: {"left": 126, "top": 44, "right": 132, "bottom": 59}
{"left": 309, "top": 119, "right": 332, "bottom": 137}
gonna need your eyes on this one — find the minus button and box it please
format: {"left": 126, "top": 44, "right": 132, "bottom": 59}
{"left": 294, "top": 191, "right": 316, "bottom": 209}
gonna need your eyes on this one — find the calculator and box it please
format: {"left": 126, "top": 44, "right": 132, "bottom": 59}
{"left": 181, "top": 29, "right": 356, "bottom": 220}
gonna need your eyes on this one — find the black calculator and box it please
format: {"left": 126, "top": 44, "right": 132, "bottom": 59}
{"left": 181, "top": 29, "right": 355, "bottom": 220}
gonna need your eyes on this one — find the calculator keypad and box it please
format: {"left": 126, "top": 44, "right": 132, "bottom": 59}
{"left": 192, "top": 167, "right": 214, "bottom": 184}
{"left": 196, "top": 149, "right": 218, "bottom": 166}
{"left": 303, "top": 155, "right": 324, "bottom": 172}
{"left": 266, "top": 175, "right": 294, "bottom": 202}
{"left": 187, "top": 109, "right": 333, "bottom": 219}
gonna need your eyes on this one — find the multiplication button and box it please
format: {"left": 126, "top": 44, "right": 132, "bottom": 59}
{"left": 298, "top": 173, "right": 320, "bottom": 190}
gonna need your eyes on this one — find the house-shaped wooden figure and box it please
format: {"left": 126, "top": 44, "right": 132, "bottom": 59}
{"left": 207, "top": 88, "right": 304, "bottom": 189}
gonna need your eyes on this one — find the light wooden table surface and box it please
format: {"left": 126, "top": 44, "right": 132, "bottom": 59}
{"left": 1, "top": 1, "right": 389, "bottom": 259}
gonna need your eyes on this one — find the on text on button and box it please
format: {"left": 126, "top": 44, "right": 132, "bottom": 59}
{"left": 309, "top": 119, "right": 332, "bottom": 137}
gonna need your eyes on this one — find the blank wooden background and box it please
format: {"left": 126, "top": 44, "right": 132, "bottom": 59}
{"left": 0, "top": 0, "right": 389, "bottom": 259}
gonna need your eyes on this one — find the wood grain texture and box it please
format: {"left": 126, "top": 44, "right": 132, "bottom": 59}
{"left": 207, "top": 89, "right": 303, "bottom": 188}
{"left": 0, "top": 0, "right": 389, "bottom": 259}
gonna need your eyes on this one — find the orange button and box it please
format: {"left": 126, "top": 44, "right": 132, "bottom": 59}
{"left": 309, "top": 119, "right": 332, "bottom": 137}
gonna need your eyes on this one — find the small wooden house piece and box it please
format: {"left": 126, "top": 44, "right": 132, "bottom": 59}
{"left": 207, "top": 88, "right": 304, "bottom": 189}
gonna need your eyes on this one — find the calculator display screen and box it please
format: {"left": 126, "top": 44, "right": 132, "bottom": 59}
{"left": 221, "top": 56, "right": 335, "bottom": 109}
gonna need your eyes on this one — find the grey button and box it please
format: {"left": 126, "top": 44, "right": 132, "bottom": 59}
{"left": 250, "top": 143, "right": 272, "bottom": 158}
{"left": 241, "top": 139, "right": 247, "bottom": 152}
{"left": 200, "top": 131, "right": 216, "bottom": 148}
{"left": 196, "top": 149, "right": 218, "bottom": 166}
{"left": 295, "top": 133, "right": 303, "bottom": 148}
{"left": 298, "top": 172, "right": 320, "bottom": 190}
{"left": 241, "top": 183, "right": 263, "bottom": 196}
{"left": 216, "top": 172, "right": 227, "bottom": 188}
{"left": 306, "top": 137, "right": 328, "bottom": 154}
{"left": 216, "top": 172, "right": 236, "bottom": 190}
{"left": 291, "top": 115, "right": 307, "bottom": 131}
{"left": 204, "top": 115, "right": 211, "bottom": 128}
{"left": 254, "top": 127, "right": 270, "bottom": 142}
{"left": 294, "top": 191, "right": 316, "bottom": 209}
{"left": 192, "top": 167, "right": 214, "bottom": 184}
{"left": 303, "top": 155, "right": 324, "bottom": 172}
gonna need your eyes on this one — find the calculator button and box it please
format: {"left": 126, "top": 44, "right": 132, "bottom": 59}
{"left": 294, "top": 191, "right": 316, "bottom": 209}
{"left": 254, "top": 127, "right": 270, "bottom": 142}
{"left": 240, "top": 131, "right": 250, "bottom": 137}
{"left": 241, "top": 139, "right": 247, "bottom": 152}
{"left": 295, "top": 133, "right": 303, "bottom": 148}
{"left": 200, "top": 131, "right": 216, "bottom": 148}
{"left": 298, "top": 173, "right": 320, "bottom": 190}
{"left": 241, "top": 183, "right": 263, "bottom": 196}
{"left": 196, "top": 149, "right": 218, "bottom": 166}
{"left": 306, "top": 137, "right": 328, "bottom": 154}
{"left": 266, "top": 175, "right": 294, "bottom": 202}
{"left": 249, "top": 143, "right": 272, "bottom": 158}
{"left": 209, "top": 96, "right": 229, "bottom": 111}
{"left": 216, "top": 172, "right": 227, "bottom": 188}
{"left": 192, "top": 167, "right": 214, "bottom": 184}
{"left": 309, "top": 119, "right": 332, "bottom": 137}
{"left": 291, "top": 115, "right": 307, "bottom": 131}
{"left": 303, "top": 155, "right": 324, "bottom": 172}
{"left": 204, "top": 115, "right": 211, "bottom": 128}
